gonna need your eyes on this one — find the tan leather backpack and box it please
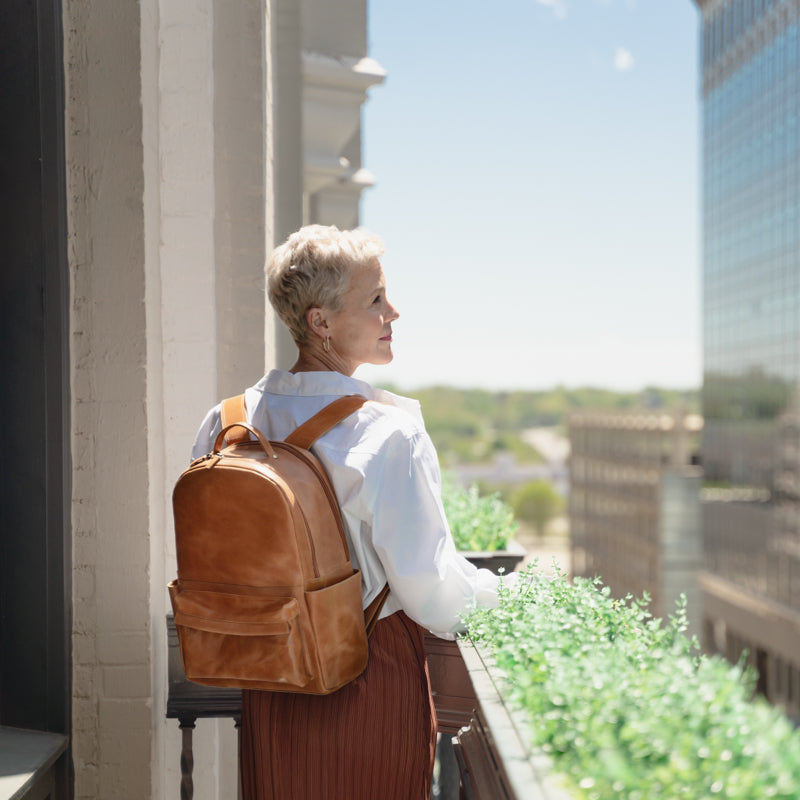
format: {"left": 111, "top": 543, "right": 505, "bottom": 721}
{"left": 168, "top": 393, "right": 389, "bottom": 694}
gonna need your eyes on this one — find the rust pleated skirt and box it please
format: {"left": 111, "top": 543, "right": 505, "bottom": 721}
{"left": 240, "top": 611, "right": 437, "bottom": 800}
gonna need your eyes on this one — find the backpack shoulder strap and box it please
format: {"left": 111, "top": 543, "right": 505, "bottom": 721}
{"left": 287, "top": 394, "right": 390, "bottom": 626}
{"left": 221, "top": 393, "right": 367, "bottom": 449}
{"left": 364, "top": 584, "right": 391, "bottom": 637}
{"left": 220, "top": 393, "right": 249, "bottom": 446}
{"left": 285, "top": 394, "right": 367, "bottom": 450}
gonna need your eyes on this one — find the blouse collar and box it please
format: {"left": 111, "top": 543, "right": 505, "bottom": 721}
{"left": 257, "top": 369, "right": 425, "bottom": 427}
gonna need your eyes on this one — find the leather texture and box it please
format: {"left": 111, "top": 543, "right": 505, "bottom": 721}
{"left": 220, "top": 394, "right": 248, "bottom": 446}
{"left": 169, "top": 394, "right": 389, "bottom": 694}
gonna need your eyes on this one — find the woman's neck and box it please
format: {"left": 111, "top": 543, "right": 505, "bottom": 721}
{"left": 290, "top": 345, "right": 354, "bottom": 377}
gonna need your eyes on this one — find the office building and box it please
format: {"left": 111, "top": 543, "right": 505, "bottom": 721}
{"left": 695, "top": 0, "right": 800, "bottom": 717}
{"left": 569, "top": 412, "right": 703, "bottom": 635}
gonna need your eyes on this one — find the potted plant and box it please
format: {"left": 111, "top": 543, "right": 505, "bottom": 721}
{"left": 441, "top": 475, "right": 526, "bottom": 574}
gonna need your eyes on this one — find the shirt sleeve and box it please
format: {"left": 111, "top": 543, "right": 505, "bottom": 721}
{"left": 191, "top": 404, "right": 223, "bottom": 461}
{"left": 366, "top": 427, "right": 516, "bottom": 638}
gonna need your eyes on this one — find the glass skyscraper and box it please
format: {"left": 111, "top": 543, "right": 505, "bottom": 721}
{"left": 697, "top": 0, "right": 800, "bottom": 717}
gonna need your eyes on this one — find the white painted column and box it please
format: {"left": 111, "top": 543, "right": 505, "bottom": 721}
{"left": 65, "top": 1, "right": 153, "bottom": 796}
{"left": 150, "top": 1, "right": 254, "bottom": 797}
{"left": 213, "top": 0, "right": 269, "bottom": 399}
{"left": 270, "top": 0, "right": 304, "bottom": 368}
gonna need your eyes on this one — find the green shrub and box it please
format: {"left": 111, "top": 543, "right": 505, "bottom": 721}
{"left": 463, "top": 566, "right": 800, "bottom": 799}
{"left": 441, "top": 474, "right": 518, "bottom": 552}
{"left": 511, "top": 479, "right": 564, "bottom": 535}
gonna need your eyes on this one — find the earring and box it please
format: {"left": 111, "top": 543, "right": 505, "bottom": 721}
{"left": 323, "top": 337, "right": 330, "bottom": 353}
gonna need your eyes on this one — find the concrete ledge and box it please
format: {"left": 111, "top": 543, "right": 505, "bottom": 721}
{"left": 0, "top": 726, "right": 68, "bottom": 800}
{"left": 455, "top": 641, "right": 572, "bottom": 800}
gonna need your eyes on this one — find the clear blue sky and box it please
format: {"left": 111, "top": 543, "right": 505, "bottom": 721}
{"left": 356, "top": 0, "right": 702, "bottom": 393}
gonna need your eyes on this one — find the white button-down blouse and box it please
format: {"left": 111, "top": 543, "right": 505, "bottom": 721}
{"left": 191, "top": 369, "right": 512, "bottom": 639}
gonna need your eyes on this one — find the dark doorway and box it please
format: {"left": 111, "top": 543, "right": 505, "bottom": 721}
{"left": 0, "top": 0, "right": 72, "bottom": 794}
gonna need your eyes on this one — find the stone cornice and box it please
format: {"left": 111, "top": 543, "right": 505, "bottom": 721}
{"left": 302, "top": 51, "right": 386, "bottom": 195}
{"left": 302, "top": 52, "right": 386, "bottom": 94}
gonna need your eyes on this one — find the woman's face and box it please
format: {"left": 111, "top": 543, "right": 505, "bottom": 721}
{"left": 325, "top": 258, "right": 400, "bottom": 374}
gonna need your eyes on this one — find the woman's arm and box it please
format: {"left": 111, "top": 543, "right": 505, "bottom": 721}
{"left": 365, "top": 428, "right": 513, "bottom": 637}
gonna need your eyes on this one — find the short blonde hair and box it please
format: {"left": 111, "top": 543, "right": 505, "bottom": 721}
{"left": 267, "top": 225, "right": 385, "bottom": 345}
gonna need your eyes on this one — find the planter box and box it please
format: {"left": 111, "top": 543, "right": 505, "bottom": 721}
{"left": 424, "top": 633, "right": 476, "bottom": 736}
{"left": 452, "top": 640, "right": 573, "bottom": 800}
{"left": 463, "top": 538, "right": 527, "bottom": 575}
{"left": 424, "top": 629, "right": 572, "bottom": 800}
{"left": 424, "top": 538, "right": 527, "bottom": 734}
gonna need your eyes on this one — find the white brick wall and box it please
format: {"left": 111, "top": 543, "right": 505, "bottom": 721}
{"left": 65, "top": 0, "right": 152, "bottom": 796}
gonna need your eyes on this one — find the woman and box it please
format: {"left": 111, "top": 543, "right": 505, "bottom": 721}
{"left": 192, "top": 225, "right": 517, "bottom": 799}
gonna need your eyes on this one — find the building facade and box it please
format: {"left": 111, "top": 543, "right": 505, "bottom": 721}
{"left": 569, "top": 412, "right": 703, "bottom": 635}
{"left": 696, "top": 0, "right": 800, "bottom": 719}
{"left": 0, "top": 1, "right": 382, "bottom": 797}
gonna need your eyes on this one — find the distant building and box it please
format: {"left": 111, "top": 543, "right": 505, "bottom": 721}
{"left": 569, "top": 412, "right": 704, "bottom": 635}
{"left": 694, "top": 0, "right": 800, "bottom": 718}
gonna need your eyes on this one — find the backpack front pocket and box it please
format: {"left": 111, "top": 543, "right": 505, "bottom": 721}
{"left": 170, "top": 583, "right": 311, "bottom": 689}
{"left": 305, "top": 570, "right": 369, "bottom": 691}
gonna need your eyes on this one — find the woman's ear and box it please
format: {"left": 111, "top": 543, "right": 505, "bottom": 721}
{"left": 306, "top": 306, "right": 330, "bottom": 340}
